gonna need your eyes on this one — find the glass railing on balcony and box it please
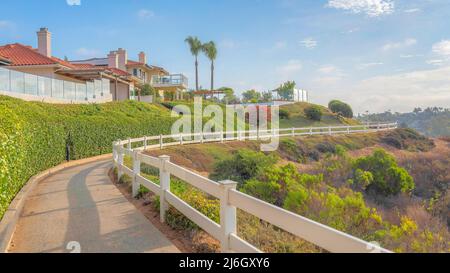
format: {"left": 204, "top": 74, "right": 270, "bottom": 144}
{"left": 0, "top": 66, "right": 111, "bottom": 102}
{"left": 152, "top": 74, "right": 188, "bottom": 88}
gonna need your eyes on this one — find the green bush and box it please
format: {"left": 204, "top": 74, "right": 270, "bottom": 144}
{"left": 140, "top": 84, "right": 155, "bottom": 96}
{"left": 210, "top": 149, "right": 278, "bottom": 185}
{"left": 0, "top": 96, "right": 176, "bottom": 220}
{"left": 353, "top": 149, "right": 415, "bottom": 196}
{"left": 279, "top": 109, "right": 290, "bottom": 120}
{"left": 328, "top": 100, "right": 353, "bottom": 118}
{"left": 304, "top": 106, "right": 322, "bottom": 121}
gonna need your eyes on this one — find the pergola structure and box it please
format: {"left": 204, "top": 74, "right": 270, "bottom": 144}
{"left": 192, "top": 90, "right": 226, "bottom": 100}
{"left": 56, "top": 67, "right": 138, "bottom": 100}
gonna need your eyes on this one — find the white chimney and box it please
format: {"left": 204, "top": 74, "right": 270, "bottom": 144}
{"left": 108, "top": 51, "right": 118, "bottom": 69}
{"left": 138, "top": 51, "right": 147, "bottom": 64}
{"left": 116, "top": 48, "right": 128, "bottom": 71}
{"left": 37, "top": 28, "right": 52, "bottom": 57}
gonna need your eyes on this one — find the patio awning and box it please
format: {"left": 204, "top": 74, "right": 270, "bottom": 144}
{"left": 56, "top": 68, "right": 131, "bottom": 84}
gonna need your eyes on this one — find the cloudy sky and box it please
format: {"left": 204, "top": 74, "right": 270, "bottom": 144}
{"left": 1, "top": 0, "right": 450, "bottom": 113}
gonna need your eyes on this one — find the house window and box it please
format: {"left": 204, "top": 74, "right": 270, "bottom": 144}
{"left": 133, "top": 69, "right": 138, "bottom": 76}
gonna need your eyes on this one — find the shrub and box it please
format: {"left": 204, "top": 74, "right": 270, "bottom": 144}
{"left": 315, "top": 142, "right": 336, "bottom": 154}
{"left": 304, "top": 106, "right": 322, "bottom": 121}
{"left": 381, "top": 128, "right": 435, "bottom": 152}
{"left": 279, "top": 109, "right": 290, "bottom": 120}
{"left": 353, "top": 149, "right": 415, "bottom": 196}
{"left": 210, "top": 149, "right": 278, "bottom": 184}
{"left": 328, "top": 100, "right": 353, "bottom": 118}
{"left": 139, "top": 84, "right": 155, "bottom": 96}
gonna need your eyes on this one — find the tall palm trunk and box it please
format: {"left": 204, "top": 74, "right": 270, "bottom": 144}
{"left": 195, "top": 56, "right": 199, "bottom": 92}
{"left": 210, "top": 60, "right": 214, "bottom": 99}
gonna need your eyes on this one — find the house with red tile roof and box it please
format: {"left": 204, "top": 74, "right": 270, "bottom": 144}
{"left": 0, "top": 28, "right": 137, "bottom": 102}
{"left": 71, "top": 48, "right": 188, "bottom": 101}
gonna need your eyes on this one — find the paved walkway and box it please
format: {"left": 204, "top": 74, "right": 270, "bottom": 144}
{"left": 8, "top": 160, "right": 179, "bottom": 253}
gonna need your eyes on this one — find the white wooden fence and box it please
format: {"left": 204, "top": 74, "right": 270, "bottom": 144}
{"left": 112, "top": 123, "right": 397, "bottom": 253}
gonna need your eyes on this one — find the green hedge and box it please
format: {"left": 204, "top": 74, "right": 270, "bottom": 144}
{"left": 0, "top": 96, "right": 176, "bottom": 219}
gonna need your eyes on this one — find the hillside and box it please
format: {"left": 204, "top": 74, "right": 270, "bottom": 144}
{"left": 144, "top": 129, "right": 449, "bottom": 253}
{"left": 161, "top": 100, "right": 359, "bottom": 128}
{"left": 279, "top": 102, "right": 359, "bottom": 128}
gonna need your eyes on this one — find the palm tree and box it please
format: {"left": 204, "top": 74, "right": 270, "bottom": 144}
{"left": 202, "top": 41, "right": 218, "bottom": 98}
{"left": 185, "top": 36, "right": 203, "bottom": 92}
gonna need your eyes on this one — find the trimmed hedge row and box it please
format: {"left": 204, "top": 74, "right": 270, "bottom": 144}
{"left": 0, "top": 96, "right": 176, "bottom": 219}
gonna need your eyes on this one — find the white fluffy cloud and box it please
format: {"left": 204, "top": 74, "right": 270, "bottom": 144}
{"left": 300, "top": 38, "right": 318, "bottom": 49}
{"left": 382, "top": 38, "right": 417, "bottom": 51}
{"left": 327, "top": 0, "right": 394, "bottom": 17}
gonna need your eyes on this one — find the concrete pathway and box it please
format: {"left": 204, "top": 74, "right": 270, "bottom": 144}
{"left": 8, "top": 160, "right": 179, "bottom": 253}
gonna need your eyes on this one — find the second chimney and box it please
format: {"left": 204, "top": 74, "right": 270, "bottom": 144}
{"left": 138, "top": 51, "right": 147, "bottom": 64}
{"left": 37, "top": 28, "right": 51, "bottom": 57}
{"left": 108, "top": 51, "right": 118, "bottom": 69}
{"left": 116, "top": 48, "right": 128, "bottom": 71}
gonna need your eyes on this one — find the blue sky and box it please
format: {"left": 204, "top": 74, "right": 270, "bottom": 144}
{"left": 1, "top": 0, "right": 450, "bottom": 113}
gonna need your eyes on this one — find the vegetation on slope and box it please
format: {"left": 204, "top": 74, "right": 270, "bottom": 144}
{"left": 146, "top": 129, "right": 448, "bottom": 253}
{"left": 279, "top": 102, "right": 358, "bottom": 128}
{"left": 0, "top": 95, "right": 176, "bottom": 220}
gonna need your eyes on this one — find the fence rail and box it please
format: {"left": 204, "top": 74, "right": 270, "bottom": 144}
{"left": 112, "top": 123, "right": 397, "bottom": 253}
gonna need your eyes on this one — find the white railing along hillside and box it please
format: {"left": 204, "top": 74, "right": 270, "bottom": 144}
{"left": 112, "top": 123, "right": 397, "bottom": 253}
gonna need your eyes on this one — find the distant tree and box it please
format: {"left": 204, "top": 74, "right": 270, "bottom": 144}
{"left": 276, "top": 81, "right": 296, "bottom": 101}
{"left": 202, "top": 41, "right": 218, "bottom": 94}
{"left": 261, "top": 91, "right": 273, "bottom": 102}
{"left": 328, "top": 100, "right": 354, "bottom": 118}
{"left": 242, "top": 89, "right": 261, "bottom": 103}
{"left": 219, "top": 87, "right": 239, "bottom": 104}
{"left": 304, "top": 105, "right": 322, "bottom": 121}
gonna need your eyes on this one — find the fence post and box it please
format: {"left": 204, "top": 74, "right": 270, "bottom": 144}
{"left": 219, "top": 180, "right": 238, "bottom": 253}
{"left": 159, "top": 155, "right": 171, "bottom": 223}
{"left": 328, "top": 126, "right": 332, "bottom": 135}
{"left": 127, "top": 138, "right": 131, "bottom": 150}
{"left": 159, "top": 134, "right": 163, "bottom": 149}
{"left": 117, "top": 147, "right": 124, "bottom": 180}
{"left": 347, "top": 126, "right": 350, "bottom": 134}
{"left": 143, "top": 136, "right": 147, "bottom": 150}
{"left": 256, "top": 129, "right": 259, "bottom": 141}
{"left": 201, "top": 132, "right": 204, "bottom": 144}
{"left": 180, "top": 134, "right": 184, "bottom": 145}
{"left": 221, "top": 131, "right": 224, "bottom": 143}
{"left": 132, "top": 150, "right": 141, "bottom": 198}
{"left": 112, "top": 141, "right": 117, "bottom": 164}
{"left": 292, "top": 128, "right": 295, "bottom": 137}
{"left": 310, "top": 127, "right": 313, "bottom": 136}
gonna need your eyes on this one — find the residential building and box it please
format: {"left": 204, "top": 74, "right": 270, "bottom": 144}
{"left": 0, "top": 28, "right": 137, "bottom": 103}
{"left": 0, "top": 27, "right": 187, "bottom": 103}
{"left": 71, "top": 48, "right": 188, "bottom": 101}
